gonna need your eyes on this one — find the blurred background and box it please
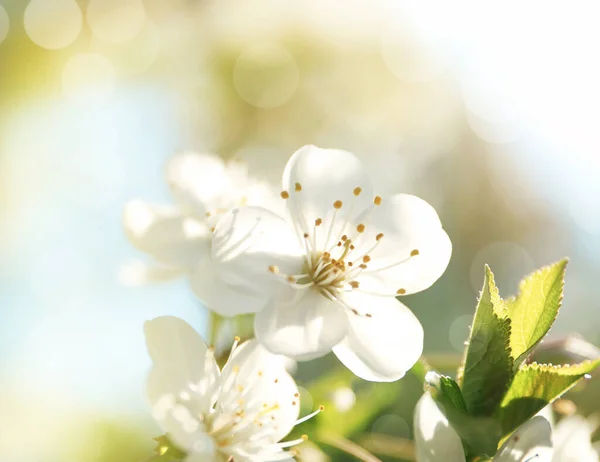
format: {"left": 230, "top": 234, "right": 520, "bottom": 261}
{"left": 1, "top": 1, "right": 599, "bottom": 461}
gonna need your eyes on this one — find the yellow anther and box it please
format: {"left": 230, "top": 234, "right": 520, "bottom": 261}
{"left": 319, "top": 405, "right": 325, "bottom": 411}
{"left": 411, "top": 249, "right": 420, "bottom": 256}
{"left": 233, "top": 365, "right": 240, "bottom": 373}
{"left": 206, "top": 212, "right": 211, "bottom": 217}
{"left": 333, "top": 200, "right": 343, "bottom": 209}
{"left": 357, "top": 224, "right": 365, "bottom": 233}
{"left": 366, "top": 313, "right": 372, "bottom": 318}
{"left": 341, "top": 234, "right": 348, "bottom": 241}
{"left": 315, "top": 218, "right": 323, "bottom": 226}
{"left": 359, "top": 263, "right": 367, "bottom": 269}
{"left": 376, "top": 233, "right": 384, "bottom": 241}
{"left": 287, "top": 276, "right": 296, "bottom": 283}
{"left": 397, "top": 288, "right": 406, "bottom": 295}
{"left": 301, "top": 434, "right": 309, "bottom": 441}
{"left": 292, "top": 401, "right": 297, "bottom": 406}
{"left": 234, "top": 336, "right": 241, "bottom": 342}
{"left": 294, "top": 392, "right": 299, "bottom": 397}
{"left": 274, "top": 378, "right": 279, "bottom": 383}
{"left": 281, "top": 191, "right": 290, "bottom": 199}
{"left": 258, "top": 370, "right": 263, "bottom": 376}
{"left": 374, "top": 196, "right": 382, "bottom": 205}
{"left": 269, "top": 265, "right": 279, "bottom": 274}
{"left": 350, "top": 281, "right": 359, "bottom": 289}
{"left": 237, "top": 384, "right": 244, "bottom": 392}
{"left": 353, "top": 187, "right": 362, "bottom": 196}
{"left": 348, "top": 261, "right": 353, "bottom": 267}
{"left": 362, "top": 255, "right": 371, "bottom": 263}
{"left": 295, "top": 182, "right": 302, "bottom": 192}
{"left": 210, "top": 227, "right": 216, "bottom": 232}
{"left": 303, "top": 232, "right": 309, "bottom": 238}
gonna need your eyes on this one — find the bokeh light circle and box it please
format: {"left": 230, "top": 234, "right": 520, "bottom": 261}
{"left": 297, "top": 386, "right": 313, "bottom": 414}
{"left": 469, "top": 241, "right": 535, "bottom": 294}
{"left": 24, "top": 0, "right": 82, "bottom": 50}
{"left": 380, "top": 22, "right": 449, "bottom": 82}
{"left": 62, "top": 53, "right": 116, "bottom": 105}
{"left": 449, "top": 314, "right": 476, "bottom": 352}
{"left": 372, "top": 414, "right": 410, "bottom": 438}
{"left": 233, "top": 43, "right": 299, "bottom": 109}
{"left": 87, "top": 0, "right": 146, "bottom": 44}
{"left": 0, "top": 5, "right": 9, "bottom": 44}
{"left": 332, "top": 387, "right": 356, "bottom": 413}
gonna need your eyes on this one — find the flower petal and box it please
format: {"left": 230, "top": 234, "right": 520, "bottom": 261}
{"left": 220, "top": 339, "right": 300, "bottom": 443}
{"left": 190, "top": 257, "right": 268, "bottom": 316}
{"left": 212, "top": 206, "right": 304, "bottom": 298}
{"left": 123, "top": 200, "right": 211, "bottom": 269}
{"left": 145, "top": 316, "right": 220, "bottom": 417}
{"left": 413, "top": 392, "right": 466, "bottom": 462}
{"left": 356, "top": 194, "right": 451, "bottom": 295}
{"left": 552, "top": 415, "right": 598, "bottom": 462}
{"left": 494, "top": 416, "right": 553, "bottom": 462}
{"left": 254, "top": 290, "right": 348, "bottom": 360}
{"left": 282, "top": 145, "right": 374, "bottom": 245}
{"left": 332, "top": 293, "right": 423, "bottom": 381}
{"left": 166, "top": 152, "right": 227, "bottom": 210}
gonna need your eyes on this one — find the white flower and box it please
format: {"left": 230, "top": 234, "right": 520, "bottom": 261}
{"left": 551, "top": 414, "right": 599, "bottom": 462}
{"left": 211, "top": 145, "right": 451, "bottom": 381}
{"left": 144, "top": 316, "right": 321, "bottom": 462}
{"left": 123, "top": 152, "right": 279, "bottom": 315}
{"left": 537, "top": 405, "right": 600, "bottom": 462}
{"left": 414, "top": 392, "right": 554, "bottom": 462}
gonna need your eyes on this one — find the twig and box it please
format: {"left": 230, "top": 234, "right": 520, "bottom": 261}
{"left": 318, "top": 431, "right": 383, "bottom": 462}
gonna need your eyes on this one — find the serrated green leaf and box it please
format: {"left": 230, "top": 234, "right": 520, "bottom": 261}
{"left": 460, "top": 266, "right": 514, "bottom": 416}
{"left": 427, "top": 373, "right": 501, "bottom": 457}
{"left": 498, "top": 359, "right": 600, "bottom": 434}
{"left": 506, "top": 260, "right": 568, "bottom": 364}
{"left": 152, "top": 435, "right": 186, "bottom": 461}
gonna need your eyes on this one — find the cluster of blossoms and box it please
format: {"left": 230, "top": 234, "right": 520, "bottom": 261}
{"left": 127, "top": 146, "right": 595, "bottom": 461}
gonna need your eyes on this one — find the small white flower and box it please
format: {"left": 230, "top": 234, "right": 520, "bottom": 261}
{"left": 211, "top": 145, "right": 451, "bottom": 381}
{"left": 123, "top": 152, "right": 279, "bottom": 315}
{"left": 145, "top": 316, "right": 321, "bottom": 462}
{"left": 538, "top": 406, "right": 600, "bottom": 462}
{"left": 414, "top": 392, "right": 554, "bottom": 462}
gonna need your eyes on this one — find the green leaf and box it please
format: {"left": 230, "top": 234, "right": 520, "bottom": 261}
{"left": 152, "top": 435, "right": 186, "bottom": 461}
{"left": 498, "top": 359, "right": 600, "bottom": 434}
{"left": 506, "top": 260, "right": 568, "bottom": 364}
{"left": 427, "top": 372, "right": 501, "bottom": 457}
{"left": 428, "top": 373, "right": 468, "bottom": 413}
{"left": 459, "top": 265, "right": 514, "bottom": 416}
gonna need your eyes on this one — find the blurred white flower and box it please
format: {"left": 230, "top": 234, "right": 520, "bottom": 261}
{"left": 414, "top": 392, "right": 554, "bottom": 462}
{"left": 123, "top": 152, "right": 279, "bottom": 315}
{"left": 144, "top": 316, "right": 321, "bottom": 462}
{"left": 552, "top": 414, "right": 599, "bottom": 462}
{"left": 212, "top": 145, "right": 451, "bottom": 381}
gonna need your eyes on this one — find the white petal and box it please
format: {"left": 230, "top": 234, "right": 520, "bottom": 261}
{"left": 190, "top": 256, "right": 268, "bottom": 316}
{"left": 494, "top": 416, "right": 553, "bottom": 462}
{"left": 413, "top": 392, "right": 466, "bottom": 462}
{"left": 161, "top": 404, "right": 214, "bottom": 455}
{"left": 144, "top": 316, "right": 220, "bottom": 416}
{"left": 212, "top": 206, "right": 304, "bottom": 298}
{"left": 254, "top": 290, "right": 348, "bottom": 360}
{"left": 552, "top": 415, "right": 598, "bottom": 462}
{"left": 282, "top": 145, "right": 374, "bottom": 242}
{"left": 123, "top": 200, "right": 211, "bottom": 269}
{"left": 357, "top": 194, "right": 451, "bottom": 295}
{"left": 220, "top": 339, "right": 300, "bottom": 443}
{"left": 332, "top": 293, "right": 423, "bottom": 382}
{"left": 166, "top": 152, "right": 227, "bottom": 210}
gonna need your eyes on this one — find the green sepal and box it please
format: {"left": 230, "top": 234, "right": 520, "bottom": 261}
{"left": 152, "top": 435, "right": 186, "bottom": 461}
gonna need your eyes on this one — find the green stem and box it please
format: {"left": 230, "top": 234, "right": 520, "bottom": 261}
{"left": 209, "top": 311, "right": 223, "bottom": 347}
